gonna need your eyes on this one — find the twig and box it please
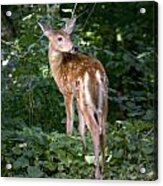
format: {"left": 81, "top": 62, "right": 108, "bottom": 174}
{"left": 82, "top": 3, "right": 96, "bottom": 31}
{"left": 72, "top": 3, "right": 78, "bottom": 17}
{"left": 144, "top": 128, "right": 154, "bottom": 138}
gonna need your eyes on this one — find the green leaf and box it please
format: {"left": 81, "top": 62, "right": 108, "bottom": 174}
{"left": 114, "top": 149, "right": 124, "bottom": 158}
{"left": 44, "top": 161, "right": 57, "bottom": 171}
{"left": 85, "top": 155, "right": 94, "bottom": 165}
{"left": 12, "top": 146, "right": 22, "bottom": 155}
{"left": 143, "top": 110, "right": 154, "bottom": 121}
{"left": 27, "top": 166, "right": 43, "bottom": 178}
{"left": 14, "top": 156, "right": 29, "bottom": 169}
{"left": 57, "top": 149, "right": 67, "bottom": 161}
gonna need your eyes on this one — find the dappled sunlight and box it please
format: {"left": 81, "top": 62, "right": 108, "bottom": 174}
{"left": 39, "top": 65, "right": 49, "bottom": 78}
{"left": 2, "top": 59, "right": 9, "bottom": 66}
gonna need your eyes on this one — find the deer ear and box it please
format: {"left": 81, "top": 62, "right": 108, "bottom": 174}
{"left": 38, "top": 22, "right": 53, "bottom": 38}
{"left": 62, "top": 17, "right": 76, "bottom": 34}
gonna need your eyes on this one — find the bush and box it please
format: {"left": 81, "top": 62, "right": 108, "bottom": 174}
{"left": 1, "top": 120, "right": 156, "bottom": 180}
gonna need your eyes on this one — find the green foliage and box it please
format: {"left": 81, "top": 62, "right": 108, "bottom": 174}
{"left": 1, "top": 120, "right": 156, "bottom": 180}
{"left": 1, "top": 126, "right": 91, "bottom": 178}
{"left": 1, "top": 2, "right": 157, "bottom": 180}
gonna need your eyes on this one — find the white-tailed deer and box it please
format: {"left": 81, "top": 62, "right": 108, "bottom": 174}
{"left": 39, "top": 18, "right": 108, "bottom": 179}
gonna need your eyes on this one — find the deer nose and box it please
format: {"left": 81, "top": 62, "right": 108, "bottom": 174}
{"left": 73, "top": 46, "right": 79, "bottom": 52}
{"left": 71, "top": 46, "right": 79, "bottom": 53}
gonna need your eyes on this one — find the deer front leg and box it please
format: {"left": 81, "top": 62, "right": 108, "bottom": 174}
{"left": 64, "top": 93, "right": 74, "bottom": 135}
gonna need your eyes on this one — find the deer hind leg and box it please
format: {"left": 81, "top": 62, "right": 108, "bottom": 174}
{"left": 96, "top": 70, "right": 108, "bottom": 175}
{"left": 100, "top": 102, "right": 108, "bottom": 175}
{"left": 77, "top": 105, "right": 86, "bottom": 156}
{"left": 76, "top": 72, "right": 102, "bottom": 179}
{"left": 77, "top": 102, "right": 101, "bottom": 179}
{"left": 98, "top": 110, "right": 107, "bottom": 175}
{"left": 99, "top": 116, "right": 106, "bottom": 175}
{"left": 91, "top": 119, "right": 101, "bottom": 179}
{"left": 64, "top": 93, "right": 74, "bottom": 135}
{"left": 76, "top": 79, "right": 86, "bottom": 156}
{"left": 100, "top": 92, "right": 108, "bottom": 174}
{"left": 82, "top": 108, "right": 101, "bottom": 179}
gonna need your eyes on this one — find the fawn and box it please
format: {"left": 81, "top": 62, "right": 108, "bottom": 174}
{"left": 39, "top": 18, "right": 108, "bottom": 179}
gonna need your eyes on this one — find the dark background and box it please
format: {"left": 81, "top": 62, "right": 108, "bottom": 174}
{"left": 1, "top": 2, "right": 157, "bottom": 180}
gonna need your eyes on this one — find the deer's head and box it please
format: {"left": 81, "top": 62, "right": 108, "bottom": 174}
{"left": 38, "top": 18, "right": 76, "bottom": 52}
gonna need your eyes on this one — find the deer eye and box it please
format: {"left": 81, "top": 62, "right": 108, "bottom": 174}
{"left": 57, "top": 36, "right": 63, "bottom": 42}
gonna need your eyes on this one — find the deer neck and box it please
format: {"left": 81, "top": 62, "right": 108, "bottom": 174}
{"left": 48, "top": 43, "right": 63, "bottom": 71}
